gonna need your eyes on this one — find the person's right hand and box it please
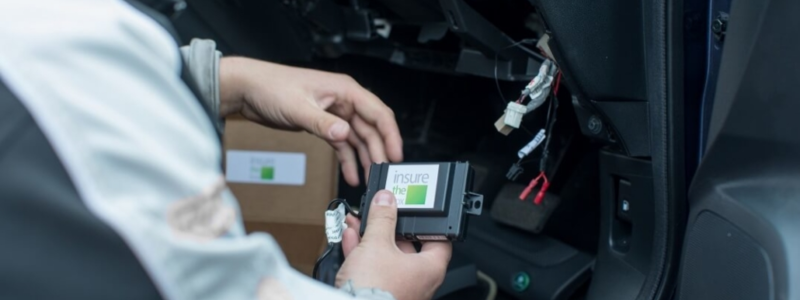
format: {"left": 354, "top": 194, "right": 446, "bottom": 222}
{"left": 335, "top": 190, "right": 452, "bottom": 300}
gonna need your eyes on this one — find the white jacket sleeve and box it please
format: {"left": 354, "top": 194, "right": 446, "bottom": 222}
{"left": 178, "top": 37, "right": 398, "bottom": 300}
{"left": 0, "top": 1, "right": 379, "bottom": 299}
{"left": 180, "top": 38, "right": 225, "bottom": 135}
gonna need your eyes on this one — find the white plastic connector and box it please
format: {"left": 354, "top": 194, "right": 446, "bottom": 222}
{"left": 518, "top": 129, "right": 547, "bottom": 158}
{"left": 324, "top": 203, "right": 347, "bottom": 243}
{"left": 504, "top": 102, "right": 528, "bottom": 128}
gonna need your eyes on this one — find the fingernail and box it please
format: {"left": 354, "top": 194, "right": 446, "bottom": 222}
{"left": 375, "top": 191, "right": 393, "bottom": 206}
{"left": 328, "top": 122, "right": 348, "bottom": 140}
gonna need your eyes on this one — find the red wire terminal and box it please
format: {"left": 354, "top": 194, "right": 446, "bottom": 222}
{"left": 519, "top": 172, "right": 544, "bottom": 200}
{"left": 534, "top": 177, "right": 550, "bottom": 205}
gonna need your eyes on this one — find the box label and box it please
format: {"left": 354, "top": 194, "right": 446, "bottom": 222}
{"left": 226, "top": 150, "right": 306, "bottom": 185}
{"left": 384, "top": 164, "right": 439, "bottom": 209}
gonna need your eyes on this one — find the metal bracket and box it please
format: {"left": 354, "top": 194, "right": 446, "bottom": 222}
{"left": 464, "top": 192, "right": 484, "bottom": 216}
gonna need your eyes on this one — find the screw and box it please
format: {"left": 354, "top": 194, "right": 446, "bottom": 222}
{"left": 173, "top": 1, "right": 187, "bottom": 12}
{"left": 587, "top": 115, "right": 603, "bottom": 135}
{"left": 712, "top": 12, "right": 729, "bottom": 41}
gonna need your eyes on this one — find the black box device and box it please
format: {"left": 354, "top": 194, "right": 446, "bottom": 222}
{"left": 359, "top": 162, "right": 483, "bottom": 241}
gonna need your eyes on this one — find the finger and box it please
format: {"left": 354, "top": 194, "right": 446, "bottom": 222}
{"left": 337, "top": 81, "right": 403, "bottom": 163}
{"left": 397, "top": 241, "right": 416, "bottom": 254}
{"left": 361, "top": 190, "right": 398, "bottom": 247}
{"left": 331, "top": 140, "right": 359, "bottom": 186}
{"left": 345, "top": 214, "right": 361, "bottom": 230}
{"left": 354, "top": 97, "right": 403, "bottom": 163}
{"left": 351, "top": 115, "right": 388, "bottom": 164}
{"left": 419, "top": 241, "right": 453, "bottom": 268}
{"left": 347, "top": 131, "right": 372, "bottom": 183}
{"left": 342, "top": 227, "right": 360, "bottom": 257}
{"left": 292, "top": 103, "right": 351, "bottom": 142}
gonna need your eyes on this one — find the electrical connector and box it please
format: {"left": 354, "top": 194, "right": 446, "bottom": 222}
{"left": 534, "top": 180, "right": 550, "bottom": 205}
{"left": 494, "top": 113, "right": 515, "bottom": 135}
{"left": 504, "top": 102, "right": 527, "bottom": 128}
{"left": 506, "top": 163, "right": 524, "bottom": 180}
{"left": 519, "top": 172, "right": 544, "bottom": 201}
{"left": 519, "top": 171, "right": 550, "bottom": 205}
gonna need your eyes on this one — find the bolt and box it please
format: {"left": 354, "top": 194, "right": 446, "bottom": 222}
{"left": 173, "top": 1, "right": 187, "bottom": 12}
{"left": 587, "top": 115, "right": 603, "bottom": 135}
{"left": 712, "top": 12, "right": 729, "bottom": 41}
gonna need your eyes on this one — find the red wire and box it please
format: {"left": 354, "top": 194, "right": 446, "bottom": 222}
{"left": 553, "top": 71, "right": 563, "bottom": 96}
{"left": 516, "top": 77, "right": 538, "bottom": 104}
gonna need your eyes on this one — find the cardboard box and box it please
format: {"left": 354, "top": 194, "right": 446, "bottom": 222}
{"left": 223, "top": 117, "right": 338, "bottom": 275}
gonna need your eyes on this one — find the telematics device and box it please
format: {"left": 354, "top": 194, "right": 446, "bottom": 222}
{"left": 359, "top": 162, "right": 483, "bottom": 241}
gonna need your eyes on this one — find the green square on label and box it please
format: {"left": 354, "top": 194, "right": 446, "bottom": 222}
{"left": 405, "top": 185, "right": 428, "bottom": 205}
{"left": 260, "top": 167, "right": 275, "bottom": 180}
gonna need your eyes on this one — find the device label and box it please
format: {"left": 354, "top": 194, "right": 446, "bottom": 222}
{"left": 225, "top": 150, "right": 306, "bottom": 185}
{"left": 385, "top": 164, "right": 439, "bottom": 209}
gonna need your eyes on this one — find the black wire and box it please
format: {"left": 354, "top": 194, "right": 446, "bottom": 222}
{"left": 313, "top": 198, "right": 360, "bottom": 282}
{"left": 493, "top": 53, "right": 507, "bottom": 104}
{"left": 540, "top": 94, "right": 559, "bottom": 173}
{"left": 313, "top": 244, "right": 334, "bottom": 280}
{"left": 544, "top": 94, "right": 555, "bottom": 131}
{"left": 327, "top": 198, "right": 360, "bottom": 218}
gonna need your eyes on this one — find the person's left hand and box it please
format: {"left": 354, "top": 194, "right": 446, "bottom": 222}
{"left": 218, "top": 57, "right": 403, "bottom": 186}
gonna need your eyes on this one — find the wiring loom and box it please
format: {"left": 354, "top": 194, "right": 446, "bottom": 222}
{"left": 313, "top": 199, "right": 360, "bottom": 285}
{"left": 519, "top": 71, "right": 562, "bottom": 205}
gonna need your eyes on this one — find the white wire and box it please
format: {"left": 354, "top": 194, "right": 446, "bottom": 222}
{"left": 476, "top": 271, "right": 498, "bottom": 300}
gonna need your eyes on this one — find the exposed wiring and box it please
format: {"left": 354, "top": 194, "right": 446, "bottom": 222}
{"left": 518, "top": 71, "right": 561, "bottom": 205}
{"left": 493, "top": 38, "right": 539, "bottom": 105}
{"left": 313, "top": 199, "right": 361, "bottom": 282}
{"left": 533, "top": 174, "right": 550, "bottom": 205}
{"left": 520, "top": 125, "right": 535, "bottom": 137}
{"left": 326, "top": 198, "right": 360, "bottom": 217}
{"left": 553, "top": 71, "right": 563, "bottom": 96}
{"left": 312, "top": 244, "right": 334, "bottom": 280}
{"left": 540, "top": 71, "right": 562, "bottom": 174}
{"left": 519, "top": 171, "right": 549, "bottom": 205}
{"left": 476, "top": 271, "right": 498, "bottom": 300}
{"left": 515, "top": 77, "right": 538, "bottom": 104}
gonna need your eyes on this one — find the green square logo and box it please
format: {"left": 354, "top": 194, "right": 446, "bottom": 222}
{"left": 405, "top": 185, "right": 428, "bottom": 205}
{"left": 260, "top": 167, "right": 275, "bottom": 180}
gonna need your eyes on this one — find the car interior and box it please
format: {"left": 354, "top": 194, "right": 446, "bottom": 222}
{"left": 169, "top": 0, "right": 800, "bottom": 299}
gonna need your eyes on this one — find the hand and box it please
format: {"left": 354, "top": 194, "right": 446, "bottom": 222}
{"left": 218, "top": 57, "right": 403, "bottom": 186}
{"left": 336, "top": 190, "right": 452, "bottom": 300}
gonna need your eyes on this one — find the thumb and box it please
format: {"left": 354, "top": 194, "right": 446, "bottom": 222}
{"left": 362, "top": 190, "right": 398, "bottom": 246}
{"left": 296, "top": 106, "right": 350, "bottom": 142}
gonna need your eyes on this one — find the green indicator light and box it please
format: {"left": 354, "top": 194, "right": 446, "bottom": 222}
{"left": 405, "top": 185, "right": 428, "bottom": 205}
{"left": 511, "top": 272, "right": 530, "bottom": 292}
{"left": 260, "top": 167, "right": 274, "bottom": 180}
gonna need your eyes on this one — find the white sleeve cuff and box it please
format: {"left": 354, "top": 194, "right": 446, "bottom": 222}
{"left": 180, "top": 38, "right": 224, "bottom": 135}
